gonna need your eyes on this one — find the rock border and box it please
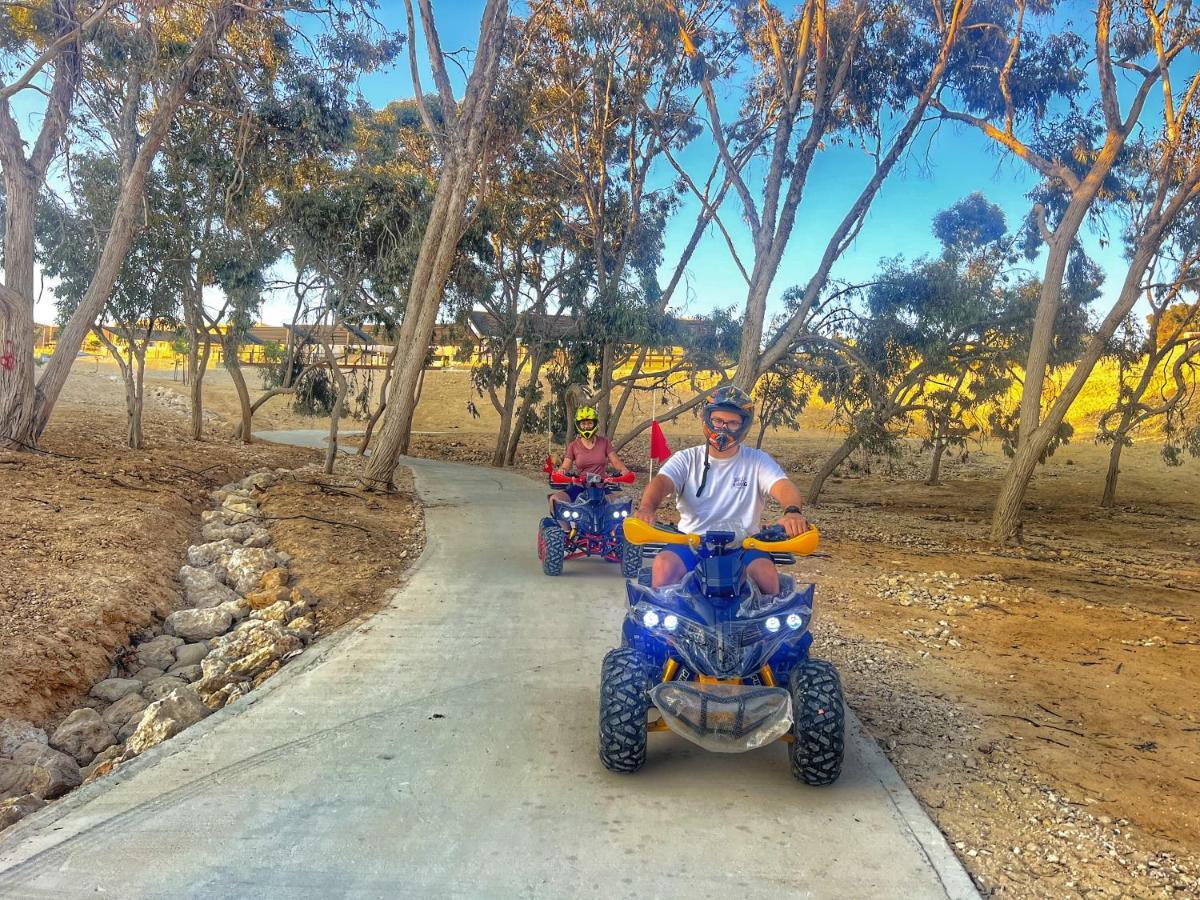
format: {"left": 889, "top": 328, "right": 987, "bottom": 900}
{"left": 1, "top": 469, "right": 319, "bottom": 831}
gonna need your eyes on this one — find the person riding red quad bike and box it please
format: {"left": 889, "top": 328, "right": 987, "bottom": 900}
{"left": 538, "top": 469, "right": 638, "bottom": 576}
{"left": 537, "top": 405, "right": 639, "bottom": 576}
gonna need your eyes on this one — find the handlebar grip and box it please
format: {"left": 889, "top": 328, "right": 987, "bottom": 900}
{"left": 742, "top": 528, "right": 820, "bottom": 556}
{"left": 622, "top": 516, "right": 701, "bottom": 548}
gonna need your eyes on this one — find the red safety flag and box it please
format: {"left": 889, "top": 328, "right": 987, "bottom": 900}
{"left": 543, "top": 454, "right": 555, "bottom": 474}
{"left": 649, "top": 420, "right": 671, "bottom": 463}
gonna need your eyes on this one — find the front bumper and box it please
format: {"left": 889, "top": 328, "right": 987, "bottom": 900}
{"left": 649, "top": 682, "right": 793, "bottom": 753}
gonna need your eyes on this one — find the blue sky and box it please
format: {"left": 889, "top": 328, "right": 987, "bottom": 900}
{"left": 335, "top": 0, "right": 1134, "bottom": 331}
{"left": 24, "top": 1, "right": 1148, "bottom": 327}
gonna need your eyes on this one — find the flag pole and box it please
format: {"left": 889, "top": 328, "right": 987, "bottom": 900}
{"left": 649, "top": 390, "right": 656, "bottom": 480}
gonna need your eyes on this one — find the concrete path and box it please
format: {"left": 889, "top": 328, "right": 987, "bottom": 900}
{"left": 0, "top": 453, "right": 977, "bottom": 899}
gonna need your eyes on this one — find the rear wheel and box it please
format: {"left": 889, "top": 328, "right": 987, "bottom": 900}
{"left": 540, "top": 523, "right": 565, "bottom": 576}
{"left": 788, "top": 658, "right": 845, "bottom": 785}
{"left": 599, "top": 647, "right": 652, "bottom": 772}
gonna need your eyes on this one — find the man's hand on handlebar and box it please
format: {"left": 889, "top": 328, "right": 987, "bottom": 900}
{"left": 632, "top": 505, "right": 656, "bottom": 525}
{"left": 776, "top": 510, "right": 809, "bottom": 537}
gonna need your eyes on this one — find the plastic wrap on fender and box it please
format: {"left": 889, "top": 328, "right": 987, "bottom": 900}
{"left": 649, "top": 682, "right": 793, "bottom": 753}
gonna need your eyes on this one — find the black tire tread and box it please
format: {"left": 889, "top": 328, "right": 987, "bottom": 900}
{"left": 788, "top": 658, "right": 845, "bottom": 785}
{"left": 620, "top": 537, "right": 641, "bottom": 579}
{"left": 541, "top": 523, "right": 565, "bottom": 576}
{"left": 599, "top": 647, "right": 651, "bottom": 772}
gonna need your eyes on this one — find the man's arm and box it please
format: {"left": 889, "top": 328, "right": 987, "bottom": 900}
{"left": 768, "top": 478, "right": 810, "bottom": 536}
{"left": 634, "top": 474, "right": 675, "bottom": 523}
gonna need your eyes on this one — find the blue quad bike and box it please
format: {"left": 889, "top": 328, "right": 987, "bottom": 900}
{"left": 537, "top": 471, "right": 640, "bottom": 576}
{"left": 599, "top": 517, "right": 845, "bottom": 785}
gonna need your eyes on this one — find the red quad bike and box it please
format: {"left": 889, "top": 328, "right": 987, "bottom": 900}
{"left": 538, "top": 471, "right": 638, "bottom": 576}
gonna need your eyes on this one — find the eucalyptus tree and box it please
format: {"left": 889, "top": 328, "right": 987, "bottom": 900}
{"left": 799, "top": 195, "right": 1032, "bottom": 502}
{"left": 1, "top": 1, "right": 247, "bottom": 448}
{"left": 660, "top": 0, "right": 984, "bottom": 396}
{"left": 930, "top": 0, "right": 1200, "bottom": 540}
{"left": 1097, "top": 206, "right": 1200, "bottom": 508}
{"left": 362, "top": 0, "right": 513, "bottom": 491}
{"left": 38, "top": 154, "right": 182, "bottom": 448}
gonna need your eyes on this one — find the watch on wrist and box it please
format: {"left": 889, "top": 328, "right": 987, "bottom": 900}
{"left": 783, "top": 505, "right": 803, "bottom": 516}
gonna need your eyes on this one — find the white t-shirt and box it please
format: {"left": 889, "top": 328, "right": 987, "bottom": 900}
{"left": 658, "top": 444, "right": 788, "bottom": 535}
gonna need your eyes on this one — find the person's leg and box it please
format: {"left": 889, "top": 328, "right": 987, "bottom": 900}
{"left": 744, "top": 550, "right": 780, "bottom": 595}
{"left": 651, "top": 547, "right": 694, "bottom": 588}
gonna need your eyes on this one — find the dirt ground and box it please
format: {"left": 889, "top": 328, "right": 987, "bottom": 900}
{"left": 0, "top": 366, "right": 422, "bottom": 730}
{"left": 14, "top": 361, "right": 1200, "bottom": 897}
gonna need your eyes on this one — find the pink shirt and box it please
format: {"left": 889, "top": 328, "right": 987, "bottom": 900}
{"left": 565, "top": 436, "right": 612, "bottom": 476}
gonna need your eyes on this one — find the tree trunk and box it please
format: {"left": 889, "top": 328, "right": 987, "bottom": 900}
{"left": 357, "top": 347, "right": 398, "bottom": 456}
{"left": 0, "top": 168, "right": 39, "bottom": 450}
{"left": 599, "top": 341, "right": 615, "bottom": 437}
{"left": 807, "top": 434, "right": 858, "bottom": 506}
{"left": 361, "top": 0, "right": 509, "bottom": 490}
{"left": 504, "top": 351, "right": 545, "bottom": 467}
{"left": 1100, "top": 436, "right": 1126, "bottom": 509}
{"left": 754, "top": 417, "right": 769, "bottom": 449}
{"left": 324, "top": 369, "right": 347, "bottom": 475}
{"left": 226, "top": 347, "right": 253, "bottom": 445}
{"left": 129, "top": 348, "right": 146, "bottom": 450}
{"left": 490, "top": 342, "right": 520, "bottom": 467}
{"left": 927, "top": 437, "right": 948, "bottom": 487}
{"left": 990, "top": 243, "right": 1160, "bottom": 542}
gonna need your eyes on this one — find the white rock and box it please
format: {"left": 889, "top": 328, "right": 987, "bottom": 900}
{"left": 240, "top": 472, "right": 277, "bottom": 491}
{"left": 101, "top": 693, "right": 148, "bottom": 732}
{"left": 226, "top": 548, "right": 276, "bottom": 595}
{"left": 125, "top": 687, "right": 210, "bottom": 756}
{"left": 131, "top": 667, "right": 165, "bottom": 684}
{"left": 167, "top": 664, "right": 202, "bottom": 683}
{"left": 142, "top": 676, "right": 188, "bottom": 702}
{"left": 186, "top": 539, "right": 240, "bottom": 568}
{"left": 218, "top": 599, "right": 251, "bottom": 622}
{"left": 200, "top": 521, "right": 255, "bottom": 543}
{"left": 178, "top": 565, "right": 236, "bottom": 608}
{"left": 165, "top": 607, "right": 233, "bottom": 642}
{"left": 173, "top": 642, "right": 209, "bottom": 667}
{"left": 221, "top": 495, "right": 260, "bottom": 524}
{"left": 89, "top": 678, "right": 143, "bottom": 703}
{"left": 48, "top": 709, "right": 117, "bottom": 766}
{"left": 0, "top": 719, "right": 48, "bottom": 757}
{"left": 9, "top": 742, "right": 81, "bottom": 799}
{"left": 134, "top": 635, "right": 184, "bottom": 671}
{"left": 241, "top": 528, "right": 272, "bottom": 548}
{"left": 0, "top": 794, "right": 46, "bottom": 830}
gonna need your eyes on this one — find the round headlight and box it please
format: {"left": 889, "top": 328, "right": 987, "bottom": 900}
{"left": 642, "top": 610, "right": 660, "bottom": 628}
{"left": 613, "top": 511, "right": 621, "bottom": 519}
{"left": 786, "top": 613, "right": 803, "bottom": 630}
{"left": 663, "top": 614, "right": 678, "bottom": 632}
{"left": 621, "top": 510, "right": 629, "bottom": 517}
{"left": 764, "top": 616, "right": 781, "bottom": 633}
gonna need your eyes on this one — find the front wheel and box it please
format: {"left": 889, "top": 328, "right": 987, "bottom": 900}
{"left": 620, "top": 535, "right": 642, "bottom": 579}
{"left": 599, "top": 647, "right": 651, "bottom": 772}
{"left": 788, "top": 658, "right": 845, "bottom": 785}
{"left": 540, "top": 522, "right": 565, "bottom": 576}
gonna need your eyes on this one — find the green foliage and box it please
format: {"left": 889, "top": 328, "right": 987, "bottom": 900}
{"left": 37, "top": 153, "right": 182, "bottom": 335}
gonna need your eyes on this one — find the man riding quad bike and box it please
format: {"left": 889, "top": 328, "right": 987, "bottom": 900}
{"left": 538, "top": 406, "right": 637, "bottom": 576}
{"left": 599, "top": 386, "right": 845, "bottom": 783}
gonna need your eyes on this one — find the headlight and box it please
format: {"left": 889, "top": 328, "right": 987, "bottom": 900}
{"left": 643, "top": 610, "right": 660, "bottom": 628}
{"left": 621, "top": 510, "right": 629, "bottom": 517}
{"left": 613, "top": 511, "right": 621, "bottom": 519}
{"left": 786, "top": 613, "right": 803, "bottom": 630}
{"left": 663, "top": 614, "right": 679, "bottom": 632}
{"left": 764, "top": 616, "right": 781, "bottom": 633}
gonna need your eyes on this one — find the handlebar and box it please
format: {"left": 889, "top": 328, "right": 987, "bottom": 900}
{"left": 548, "top": 471, "right": 636, "bottom": 486}
{"left": 622, "top": 516, "right": 820, "bottom": 556}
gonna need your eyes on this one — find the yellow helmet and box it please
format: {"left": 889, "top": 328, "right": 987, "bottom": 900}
{"left": 575, "top": 405, "right": 598, "bottom": 438}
